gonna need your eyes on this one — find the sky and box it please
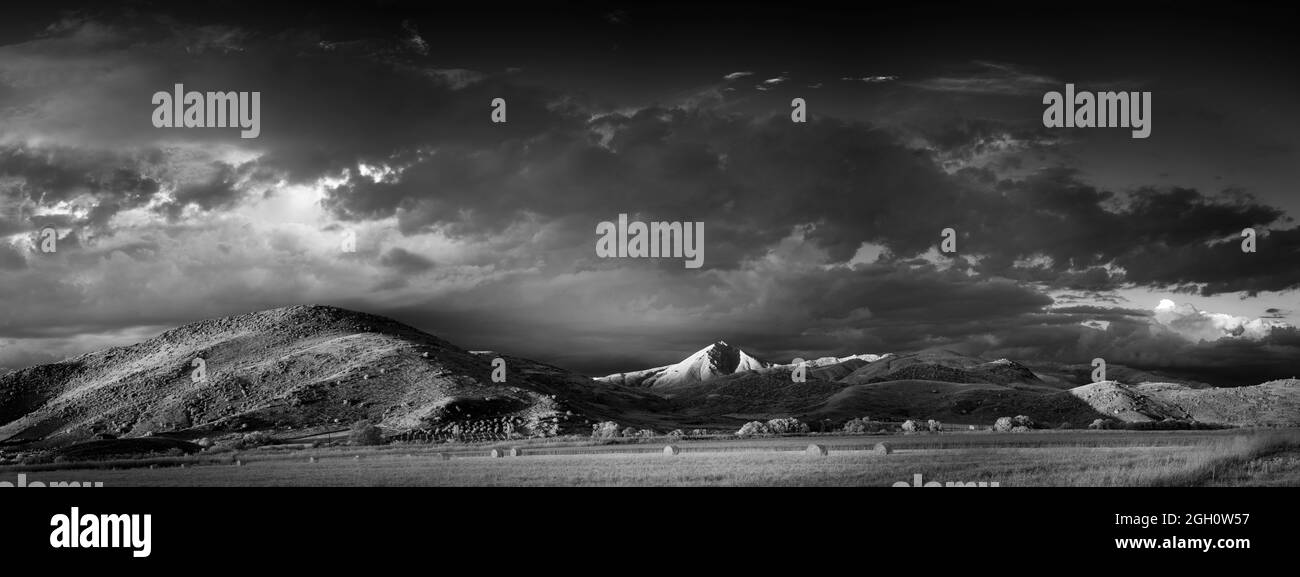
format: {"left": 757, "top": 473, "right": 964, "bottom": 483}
{"left": 0, "top": 1, "right": 1297, "bottom": 384}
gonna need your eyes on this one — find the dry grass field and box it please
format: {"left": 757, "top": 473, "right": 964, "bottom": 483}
{"left": 7, "top": 429, "right": 1298, "bottom": 487}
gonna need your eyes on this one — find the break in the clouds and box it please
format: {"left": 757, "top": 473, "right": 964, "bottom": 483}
{"left": 0, "top": 3, "right": 1297, "bottom": 383}
{"left": 842, "top": 76, "right": 898, "bottom": 83}
{"left": 907, "top": 61, "right": 1059, "bottom": 96}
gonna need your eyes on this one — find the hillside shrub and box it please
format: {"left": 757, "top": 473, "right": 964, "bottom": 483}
{"left": 901, "top": 420, "right": 920, "bottom": 433}
{"left": 348, "top": 422, "right": 384, "bottom": 446}
{"left": 235, "top": 431, "right": 276, "bottom": 449}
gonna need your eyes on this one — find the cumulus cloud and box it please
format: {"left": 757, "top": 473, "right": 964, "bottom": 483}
{"left": 1153, "top": 298, "right": 1289, "bottom": 342}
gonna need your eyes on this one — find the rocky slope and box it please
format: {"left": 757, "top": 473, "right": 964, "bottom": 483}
{"left": 0, "top": 305, "right": 669, "bottom": 447}
{"left": 1070, "top": 379, "right": 1300, "bottom": 426}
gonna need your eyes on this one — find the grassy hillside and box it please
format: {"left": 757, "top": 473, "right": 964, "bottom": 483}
{"left": 0, "top": 305, "right": 668, "bottom": 447}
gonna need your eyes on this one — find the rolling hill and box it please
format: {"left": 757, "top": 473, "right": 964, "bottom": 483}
{"left": 0, "top": 305, "right": 670, "bottom": 447}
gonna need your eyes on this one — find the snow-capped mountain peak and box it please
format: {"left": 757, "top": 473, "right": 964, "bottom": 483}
{"left": 595, "top": 343, "right": 891, "bottom": 389}
{"left": 596, "top": 341, "right": 769, "bottom": 389}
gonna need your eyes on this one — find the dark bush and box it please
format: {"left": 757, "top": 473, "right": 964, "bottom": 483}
{"left": 347, "top": 422, "right": 384, "bottom": 446}
{"left": 234, "top": 431, "right": 277, "bottom": 449}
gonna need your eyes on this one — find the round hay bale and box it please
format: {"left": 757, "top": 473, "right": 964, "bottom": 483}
{"left": 805, "top": 444, "right": 828, "bottom": 456}
{"left": 490, "top": 448, "right": 506, "bottom": 458}
{"left": 873, "top": 442, "right": 893, "bottom": 455}
{"left": 508, "top": 448, "right": 524, "bottom": 457}
{"left": 663, "top": 445, "right": 680, "bottom": 455}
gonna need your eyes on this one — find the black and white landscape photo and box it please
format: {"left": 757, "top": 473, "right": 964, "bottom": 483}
{"left": 1, "top": 0, "right": 1298, "bottom": 488}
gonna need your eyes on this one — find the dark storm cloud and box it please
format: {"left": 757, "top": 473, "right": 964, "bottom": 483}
{"left": 379, "top": 246, "right": 435, "bottom": 274}
{"left": 1263, "top": 307, "right": 1289, "bottom": 319}
{"left": 1117, "top": 226, "right": 1300, "bottom": 296}
{"left": 948, "top": 168, "right": 1298, "bottom": 295}
{"left": 322, "top": 108, "right": 968, "bottom": 269}
{"left": 308, "top": 84, "right": 1299, "bottom": 298}
{"left": 806, "top": 265, "right": 1053, "bottom": 324}
{"left": 0, "top": 146, "right": 161, "bottom": 229}
{"left": 158, "top": 161, "right": 247, "bottom": 219}
{"left": 0, "top": 15, "right": 574, "bottom": 181}
{"left": 10, "top": 12, "right": 1290, "bottom": 298}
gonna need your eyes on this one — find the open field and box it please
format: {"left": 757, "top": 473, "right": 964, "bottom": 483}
{"left": 6, "top": 429, "right": 1298, "bottom": 487}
